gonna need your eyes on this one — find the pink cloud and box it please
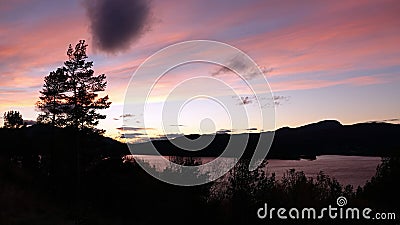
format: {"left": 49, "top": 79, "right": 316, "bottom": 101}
{"left": 232, "top": 0, "right": 400, "bottom": 82}
{"left": 269, "top": 75, "right": 393, "bottom": 92}
{"left": 0, "top": 15, "right": 89, "bottom": 86}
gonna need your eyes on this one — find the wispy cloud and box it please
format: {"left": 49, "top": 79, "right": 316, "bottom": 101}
{"left": 382, "top": 118, "right": 400, "bottom": 122}
{"left": 155, "top": 133, "right": 184, "bottom": 140}
{"left": 211, "top": 55, "right": 273, "bottom": 80}
{"left": 217, "top": 129, "right": 232, "bottom": 134}
{"left": 116, "top": 126, "right": 153, "bottom": 131}
{"left": 232, "top": 95, "right": 290, "bottom": 107}
{"left": 246, "top": 127, "right": 258, "bottom": 131}
{"left": 119, "top": 133, "right": 145, "bottom": 139}
{"left": 239, "top": 96, "right": 252, "bottom": 105}
{"left": 381, "top": 118, "right": 400, "bottom": 123}
{"left": 273, "top": 95, "right": 291, "bottom": 106}
{"left": 120, "top": 114, "right": 135, "bottom": 118}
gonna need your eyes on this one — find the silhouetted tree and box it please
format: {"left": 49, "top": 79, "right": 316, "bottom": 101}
{"left": 36, "top": 67, "right": 68, "bottom": 126}
{"left": 64, "top": 40, "right": 111, "bottom": 132}
{"left": 36, "top": 40, "right": 111, "bottom": 133}
{"left": 361, "top": 156, "right": 400, "bottom": 209}
{"left": 3, "top": 110, "right": 23, "bottom": 128}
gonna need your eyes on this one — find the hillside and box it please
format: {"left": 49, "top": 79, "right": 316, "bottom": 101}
{"left": 0, "top": 124, "right": 129, "bottom": 167}
{"left": 131, "top": 120, "right": 400, "bottom": 159}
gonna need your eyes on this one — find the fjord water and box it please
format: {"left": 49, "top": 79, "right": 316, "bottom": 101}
{"left": 133, "top": 155, "right": 381, "bottom": 187}
{"left": 266, "top": 155, "right": 381, "bottom": 187}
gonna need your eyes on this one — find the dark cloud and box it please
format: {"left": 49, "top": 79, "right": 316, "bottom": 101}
{"left": 217, "top": 129, "right": 232, "bottom": 134}
{"left": 116, "top": 126, "right": 153, "bottom": 131}
{"left": 382, "top": 118, "right": 400, "bottom": 122}
{"left": 120, "top": 114, "right": 135, "bottom": 118}
{"left": 155, "top": 133, "right": 184, "bottom": 140}
{"left": 240, "top": 96, "right": 252, "bottom": 105}
{"left": 232, "top": 95, "right": 255, "bottom": 105}
{"left": 120, "top": 133, "right": 144, "bottom": 139}
{"left": 84, "top": 0, "right": 152, "bottom": 53}
{"left": 369, "top": 118, "right": 400, "bottom": 124}
{"left": 246, "top": 128, "right": 258, "bottom": 131}
{"left": 113, "top": 118, "right": 119, "bottom": 120}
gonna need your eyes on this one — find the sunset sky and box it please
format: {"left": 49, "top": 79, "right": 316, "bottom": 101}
{"left": 1, "top": 0, "right": 399, "bottom": 140}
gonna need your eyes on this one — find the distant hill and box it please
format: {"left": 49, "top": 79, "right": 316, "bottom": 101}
{"left": 131, "top": 120, "right": 400, "bottom": 159}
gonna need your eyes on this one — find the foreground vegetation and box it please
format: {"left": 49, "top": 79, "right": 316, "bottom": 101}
{"left": 0, "top": 125, "right": 399, "bottom": 225}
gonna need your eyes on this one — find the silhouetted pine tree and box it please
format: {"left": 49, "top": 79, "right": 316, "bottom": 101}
{"left": 36, "top": 67, "right": 68, "bottom": 126}
{"left": 36, "top": 40, "right": 111, "bottom": 133}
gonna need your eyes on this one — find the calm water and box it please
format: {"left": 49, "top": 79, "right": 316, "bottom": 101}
{"left": 266, "top": 155, "right": 381, "bottom": 187}
{"left": 132, "top": 155, "right": 382, "bottom": 187}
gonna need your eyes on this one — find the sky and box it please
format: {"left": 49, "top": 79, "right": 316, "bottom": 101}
{"left": 1, "top": 0, "right": 400, "bottom": 141}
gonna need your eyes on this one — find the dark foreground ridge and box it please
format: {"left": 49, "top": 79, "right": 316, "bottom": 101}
{"left": 0, "top": 124, "right": 130, "bottom": 164}
{"left": 132, "top": 120, "right": 400, "bottom": 159}
{"left": 1, "top": 121, "right": 399, "bottom": 225}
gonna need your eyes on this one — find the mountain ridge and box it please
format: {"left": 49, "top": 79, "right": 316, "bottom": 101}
{"left": 131, "top": 120, "right": 400, "bottom": 159}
